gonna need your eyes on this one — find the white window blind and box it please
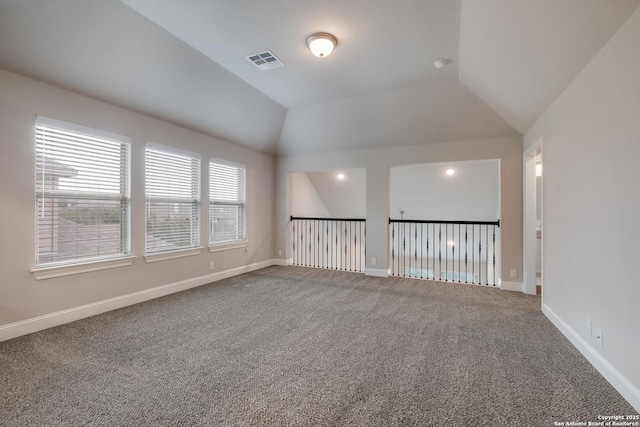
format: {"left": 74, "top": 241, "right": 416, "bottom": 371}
{"left": 209, "top": 161, "right": 246, "bottom": 245}
{"left": 35, "top": 117, "right": 131, "bottom": 267}
{"left": 145, "top": 144, "right": 200, "bottom": 254}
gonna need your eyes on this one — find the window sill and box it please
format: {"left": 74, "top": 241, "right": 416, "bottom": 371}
{"left": 144, "top": 247, "right": 203, "bottom": 263}
{"left": 208, "top": 241, "right": 248, "bottom": 253}
{"left": 32, "top": 256, "right": 136, "bottom": 280}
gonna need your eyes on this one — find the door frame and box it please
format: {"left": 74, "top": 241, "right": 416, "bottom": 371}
{"left": 523, "top": 139, "right": 542, "bottom": 296}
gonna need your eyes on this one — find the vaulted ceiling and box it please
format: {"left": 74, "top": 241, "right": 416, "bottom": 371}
{"left": 0, "top": 0, "right": 638, "bottom": 154}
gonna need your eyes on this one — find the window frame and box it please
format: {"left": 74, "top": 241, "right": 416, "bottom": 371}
{"left": 208, "top": 159, "right": 247, "bottom": 249}
{"left": 144, "top": 142, "right": 202, "bottom": 260}
{"left": 33, "top": 116, "right": 133, "bottom": 278}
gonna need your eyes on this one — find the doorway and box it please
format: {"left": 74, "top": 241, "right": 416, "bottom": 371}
{"left": 524, "top": 140, "right": 543, "bottom": 296}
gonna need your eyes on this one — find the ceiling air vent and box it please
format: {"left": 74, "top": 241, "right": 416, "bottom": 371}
{"left": 245, "top": 50, "right": 285, "bottom": 71}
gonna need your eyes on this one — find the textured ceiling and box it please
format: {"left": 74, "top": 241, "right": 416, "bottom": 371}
{"left": 0, "top": 0, "right": 287, "bottom": 153}
{"left": 0, "top": 0, "right": 638, "bottom": 154}
{"left": 459, "top": 0, "right": 640, "bottom": 133}
{"left": 279, "top": 79, "right": 518, "bottom": 155}
{"left": 119, "top": 0, "right": 461, "bottom": 108}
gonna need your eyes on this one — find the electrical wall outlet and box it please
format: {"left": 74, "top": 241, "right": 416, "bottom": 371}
{"left": 510, "top": 269, "right": 517, "bottom": 278}
{"left": 371, "top": 258, "right": 377, "bottom": 266}
{"left": 586, "top": 319, "right": 592, "bottom": 337}
{"left": 277, "top": 250, "right": 282, "bottom": 257}
{"left": 209, "top": 261, "right": 215, "bottom": 271}
{"left": 595, "top": 328, "right": 603, "bottom": 348}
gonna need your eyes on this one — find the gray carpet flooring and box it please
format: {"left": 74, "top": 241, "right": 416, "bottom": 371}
{"left": 0, "top": 266, "right": 636, "bottom": 426}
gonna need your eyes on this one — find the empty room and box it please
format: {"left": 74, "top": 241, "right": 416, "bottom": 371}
{"left": 1, "top": 1, "right": 639, "bottom": 425}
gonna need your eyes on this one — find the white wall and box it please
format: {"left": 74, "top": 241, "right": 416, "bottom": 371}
{"left": 276, "top": 136, "right": 522, "bottom": 280}
{"left": 291, "top": 173, "right": 330, "bottom": 218}
{"left": 279, "top": 79, "right": 518, "bottom": 155}
{"left": 524, "top": 7, "right": 640, "bottom": 408}
{"left": 390, "top": 160, "right": 499, "bottom": 221}
{"left": 0, "top": 69, "right": 276, "bottom": 327}
{"left": 306, "top": 168, "right": 366, "bottom": 218}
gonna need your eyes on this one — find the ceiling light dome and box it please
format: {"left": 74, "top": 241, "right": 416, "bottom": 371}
{"left": 306, "top": 33, "right": 337, "bottom": 58}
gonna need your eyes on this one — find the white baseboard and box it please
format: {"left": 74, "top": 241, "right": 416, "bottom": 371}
{"left": 543, "top": 303, "right": 640, "bottom": 412}
{"left": 272, "top": 258, "right": 288, "bottom": 266}
{"left": 0, "top": 259, "right": 277, "bottom": 343}
{"left": 499, "top": 279, "right": 524, "bottom": 292}
{"left": 365, "top": 268, "right": 389, "bottom": 278}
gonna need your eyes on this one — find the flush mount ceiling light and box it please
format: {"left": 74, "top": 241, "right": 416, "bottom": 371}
{"left": 434, "top": 58, "right": 448, "bottom": 69}
{"left": 306, "top": 32, "right": 337, "bottom": 58}
{"left": 336, "top": 173, "right": 345, "bottom": 180}
{"left": 446, "top": 168, "right": 455, "bottom": 176}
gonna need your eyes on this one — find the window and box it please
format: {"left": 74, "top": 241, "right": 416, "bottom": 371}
{"left": 35, "top": 117, "right": 131, "bottom": 267}
{"left": 145, "top": 143, "right": 200, "bottom": 254}
{"left": 209, "top": 160, "right": 246, "bottom": 245}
